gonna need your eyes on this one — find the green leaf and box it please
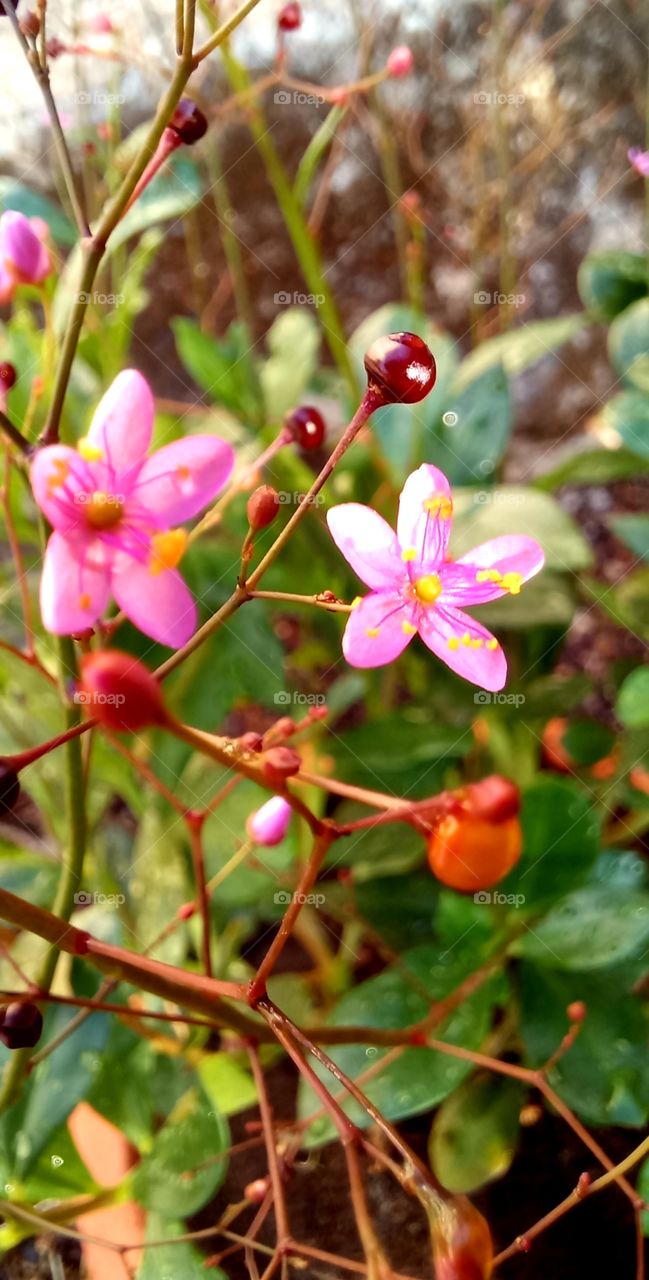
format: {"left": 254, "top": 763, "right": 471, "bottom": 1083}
{"left": 520, "top": 964, "right": 649, "bottom": 1126}
{"left": 432, "top": 363, "right": 512, "bottom": 484}
{"left": 429, "top": 1073, "right": 523, "bottom": 1192}
{"left": 132, "top": 1088, "right": 229, "bottom": 1218}
{"left": 455, "top": 315, "right": 587, "bottom": 387}
{"left": 609, "top": 513, "right": 649, "bottom": 561}
{"left": 353, "top": 873, "right": 438, "bottom": 949}
{"left": 138, "top": 1214, "right": 226, "bottom": 1279}
{"left": 609, "top": 299, "right": 649, "bottom": 392}
{"left": 503, "top": 777, "right": 600, "bottom": 910}
{"left": 172, "top": 316, "right": 257, "bottom": 417}
{"left": 451, "top": 487, "right": 593, "bottom": 572}
{"left": 612, "top": 567, "right": 649, "bottom": 640}
{"left": 297, "top": 941, "right": 503, "bottom": 1143}
{"left": 294, "top": 105, "right": 346, "bottom": 207}
{"left": 602, "top": 390, "right": 649, "bottom": 458}
{"left": 535, "top": 446, "right": 649, "bottom": 490}
{"left": 617, "top": 667, "right": 649, "bottom": 729}
{"left": 329, "top": 714, "right": 470, "bottom": 789}
{"left": 259, "top": 307, "right": 320, "bottom": 419}
{"left": 109, "top": 158, "right": 202, "bottom": 253}
{"left": 578, "top": 250, "right": 648, "bottom": 320}
{"left": 517, "top": 886, "right": 649, "bottom": 969}
{"left": 198, "top": 1053, "right": 258, "bottom": 1117}
{"left": 560, "top": 719, "right": 616, "bottom": 765}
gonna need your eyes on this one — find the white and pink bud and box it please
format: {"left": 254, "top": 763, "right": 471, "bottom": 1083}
{"left": 246, "top": 795, "right": 292, "bottom": 846}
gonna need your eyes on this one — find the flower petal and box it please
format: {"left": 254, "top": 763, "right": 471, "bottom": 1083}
{"left": 442, "top": 535, "right": 545, "bottom": 604}
{"left": 341, "top": 592, "right": 416, "bottom": 668}
{"left": 30, "top": 445, "right": 91, "bottom": 532}
{"left": 0, "top": 211, "right": 50, "bottom": 284}
{"left": 129, "top": 435, "right": 235, "bottom": 527}
{"left": 85, "top": 370, "right": 154, "bottom": 480}
{"left": 418, "top": 604, "right": 507, "bottom": 691}
{"left": 40, "top": 532, "right": 110, "bottom": 634}
{"left": 396, "top": 464, "right": 453, "bottom": 571}
{"left": 111, "top": 559, "right": 197, "bottom": 648}
{"left": 327, "top": 504, "right": 403, "bottom": 589}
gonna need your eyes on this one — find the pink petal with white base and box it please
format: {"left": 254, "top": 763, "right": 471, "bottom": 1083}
{"left": 85, "top": 370, "right": 154, "bottom": 478}
{"left": 441, "top": 535, "right": 545, "bottom": 604}
{"left": 40, "top": 532, "right": 110, "bottom": 634}
{"left": 327, "top": 505, "right": 403, "bottom": 589}
{"left": 417, "top": 603, "right": 507, "bottom": 691}
{"left": 130, "top": 435, "right": 235, "bottom": 526}
{"left": 342, "top": 592, "right": 415, "bottom": 668}
{"left": 397, "top": 464, "right": 453, "bottom": 570}
{"left": 30, "top": 445, "right": 92, "bottom": 533}
{"left": 111, "top": 558, "right": 196, "bottom": 648}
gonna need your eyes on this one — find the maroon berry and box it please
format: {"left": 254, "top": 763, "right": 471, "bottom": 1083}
{"left": 0, "top": 1003, "right": 43, "bottom": 1050}
{"left": 169, "top": 99, "right": 208, "bottom": 146}
{"left": 0, "top": 764, "right": 20, "bottom": 815}
{"left": 364, "top": 332, "right": 436, "bottom": 405}
{"left": 278, "top": 2, "right": 301, "bottom": 30}
{"left": 285, "top": 405, "right": 326, "bottom": 450}
{"left": 0, "top": 362, "right": 17, "bottom": 391}
{"left": 247, "top": 485, "right": 280, "bottom": 530}
{"left": 239, "top": 732, "right": 264, "bottom": 753}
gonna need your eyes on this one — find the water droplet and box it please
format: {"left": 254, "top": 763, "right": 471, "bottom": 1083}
{"left": 479, "top": 458, "right": 494, "bottom": 474}
{"left": 51, "top": 1155, "right": 64, "bottom": 1168}
{"left": 365, "top": 1047, "right": 378, "bottom": 1058}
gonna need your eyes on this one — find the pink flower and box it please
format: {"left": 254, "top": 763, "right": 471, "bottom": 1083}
{"left": 327, "top": 464, "right": 544, "bottom": 691}
{"left": 0, "top": 211, "right": 52, "bottom": 304}
{"left": 386, "top": 46, "right": 414, "bottom": 77}
{"left": 628, "top": 147, "right": 649, "bottom": 177}
{"left": 247, "top": 795, "right": 292, "bottom": 846}
{"left": 31, "top": 370, "right": 235, "bottom": 647}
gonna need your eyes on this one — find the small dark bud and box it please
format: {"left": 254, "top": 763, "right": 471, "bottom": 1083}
{"left": 169, "top": 99, "right": 208, "bottom": 146}
{"left": 0, "top": 1003, "right": 43, "bottom": 1050}
{"left": 262, "top": 746, "right": 301, "bottom": 785}
{"left": 0, "top": 362, "right": 17, "bottom": 391}
{"left": 278, "top": 2, "right": 301, "bottom": 30}
{"left": 285, "top": 405, "right": 326, "bottom": 450}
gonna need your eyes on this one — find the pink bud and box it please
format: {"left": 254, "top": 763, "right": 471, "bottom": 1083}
{"left": 0, "top": 211, "right": 51, "bottom": 301}
{"left": 386, "top": 45, "right": 414, "bottom": 77}
{"left": 246, "top": 795, "right": 292, "bottom": 846}
{"left": 88, "top": 14, "right": 113, "bottom": 34}
{"left": 628, "top": 147, "right": 649, "bottom": 177}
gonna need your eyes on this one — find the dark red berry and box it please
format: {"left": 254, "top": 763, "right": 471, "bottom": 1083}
{"left": 285, "top": 405, "right": 326, "bottom": 450}
{"left": 247, "top": 485, "right": 280, "bottom": 530}
{"left": 0, "top": 764, "right": 20, "bottom": 815}
{"left": 364, "top": 332, "right": 436, "bottom": 405}
{"left": 169, "top": 99, "right": 208, "bottom": 146}
{"left": 278, "top": 2, "right": 301, "bottom": 30}
{"left": 239, "top": 732, "right": 264, "bottom": 753}
{"left": 78, "top": 651, "right": 167, "bottom": 733}
{"left": 0, "top": 362, "right": 17, "bottom": 391}
{"left": 0, "top": 1003, "right": 43, "bottom": 1050}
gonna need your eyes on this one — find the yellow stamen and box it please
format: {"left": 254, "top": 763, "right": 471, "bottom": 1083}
{"left": 77, "top": 436, "right": 104, "bottom": 462}
{"left": 149, "top": 529, "right": 188, "bottom": 576}
{"left": 486, "top": 638, "right": 499, "bottom": 651}
{"left": 351, "top": 596, "right": 361, "bottom": 610}
{"left": 423, "top": 494, "right": 452, "bottom": 519}
{"left": 79, "top": 593, "right": 91, "bottom": 610}
{"left": 413, "top": 573, "right": 442, "bottom": 605}
{"left": 501, "top": 572, "right": 523, "bottom": 595}
{"left": 401, "top": 547, "right": 417, "bottom": 562}
{"left": 85, "top": 492, "right": 124, "bottom": 530}
{"left": 447, "top": 637, "right": 460, "bottom": 651}
{"left": 366, "top": 627, "right": 380, "bottom": 638}
{"left": 402, "top": 621, "right": 417, "bottom": 635}
{"left": 476, "top": 568, "right": 502, "bottom": 584}
{"left": 46, "top": 458, "right": 69, "bottom": 493}
{"left": 471, "top": 638, "right": 483, "bottom": 649}
{"left": 461, "top": 632, "right": 472, "bottom": 647}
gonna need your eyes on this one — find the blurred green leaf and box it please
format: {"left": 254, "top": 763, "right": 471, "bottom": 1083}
{"left": 431, "top": 363, "right": 512, "bottom": 485}
{"left": 132, "top": 1087, "right": 229, "bottom": 1218}
{"left": 617, "top": 667, "right": 649, "bottom": 729}
{"left": 138, "top": 1214, "right": 226, "bottom": 1279}
{"left": 517, "top": 886, "right": 649, "bottom": 969}
{"left": 609, "top": 513, "right": 649, "bottom": 561}
{"left": 354, "top": 872, "right": 438, "bottom": 948}
{"left": 429, "top": 1073, "right": 523, "bottom": 1192}
{"left": 503, "top": 777, "right": 600, "bottom": 910}
{"left": 198, "top": 1053, "right": 257, "bottom": 1117}
{"left": 561, "top": 719, "right": 616, "bottom": 765}
{"left": 172, "top": 317, "right": 258, "bottom": 417}
{"left": 110, "top": 158, "right": 202, "bottom": 252}
{"left": 294, "top": 105, "right": 346, "bottom": 207}
{"left": 602, "top": 390, "right": 649, "bottom": 458}
{"left": 451, "top": 488, "right": 593, "bottom": 572}
{"left": 259, "top": 306, "right": 320, "bottom": 419}
{"left": 609, "top": 299, "right": 649, "bottom": 392}
{"left": 578, "top": 250, "right": 647, "bottom": 320}
{"left": 535, "top": 446, "right": 649, "bottom": 490}
{"left": 456, "top": 315, "right": 587, "bottom": 386}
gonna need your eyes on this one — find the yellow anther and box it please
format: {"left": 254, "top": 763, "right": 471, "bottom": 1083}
{"left": 476, "top": 568, "right": 502, "bottom": 584}
{"left": 46, "top": 458, "right": 69, "bottom": 493}
{"left": 423, "top": 493, "right": 452, "bottom": 519}
{"left": 447, "top": 637, "right": 460, "bottom": 651}
{"left": 402, "top": 620, "right": 417, "bottom": 635}
{"left": 471, "top": 638, "right": 483, "bottom": 648}
{"left": 366, "top": 626, "right": 380, "bottom": 638}
{"left": 501, "top": 572, "right": 523, "bottom": 595}
{"left": 401, "top": 547, "right": 417, "bottom": 562}
{"left": 413, "top": 573, "right": 442, "bottom": 605}
{"left": 486, "top": 638, "right": 499, "bottom": 651}
{"left": 77, "top": 436, "right": 104, "bottom": 462}
{"left": 149, "top": 529, "right": 188, "bottom": 575}
{"left": 351, "top": 596, "right": 361, "bottom": 610}
{"left": 461, "top": 632, "right": 472, "bottom": 647}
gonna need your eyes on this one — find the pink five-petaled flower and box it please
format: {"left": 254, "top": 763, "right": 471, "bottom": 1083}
{"left": 31, "top": 370, "right": 235, "bottom": 648}
{"left": 327, "top": 464, "right": 544, "bottom": 691}
{"left": 0, "top": 211, "right": 52, "bottom": 304}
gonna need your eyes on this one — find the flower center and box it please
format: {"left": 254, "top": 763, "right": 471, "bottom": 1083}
{"left": 413, "top": 573, "right": 442, "bottom": 605}
{"left": 84, "top": 491, "right": 124, "bottom": 530}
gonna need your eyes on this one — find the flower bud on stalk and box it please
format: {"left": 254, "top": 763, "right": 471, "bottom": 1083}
{"left": 247, "top": 795, "right": 292, "bottom": 846}
{"left": 0, "top": 1002, "right": 43, "bottom": 1050}
{"left": 284, "top": 405, "right": 327, "bottom": 450}
{"left": 124, "top": 99, "right": 208, "bottom": 213}
{"left": 262, "top": 746, "right": 301, "bottom": 786}
{"left": 247, "top": 485, "right": 280, "bottom": 530}
{"left": 386, "top": 45, "right": 415, "bottom": 77}
{"left": 78, "top": 651, "right": 168, "bottom": 734}
{"left": 278, "top": 2, "right": 301, "bottom": 31}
